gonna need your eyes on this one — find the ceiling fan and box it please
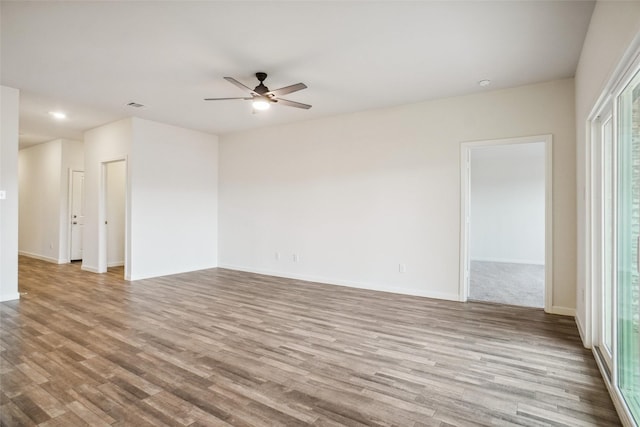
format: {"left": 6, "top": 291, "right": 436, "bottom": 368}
{"left": 204, "top": 72, "right": 311, "bottom": 110}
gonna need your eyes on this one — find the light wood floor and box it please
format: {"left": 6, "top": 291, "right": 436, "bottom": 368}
{"left": 0, "top": 257, "right": 619, "bottom": 426}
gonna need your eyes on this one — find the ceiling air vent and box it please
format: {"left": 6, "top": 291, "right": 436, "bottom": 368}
{"left": 127, "top": 102, "right": 145, "bottom": 108}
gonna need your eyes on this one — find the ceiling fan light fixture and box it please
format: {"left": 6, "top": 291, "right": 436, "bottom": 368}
{"left": 252, "top": 99, "right": 270, "bottom": 111}
{"left": 48, "top": 111, "right": 67, "bottom": 120}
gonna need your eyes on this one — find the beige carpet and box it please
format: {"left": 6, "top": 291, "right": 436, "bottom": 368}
{"left": 469, "top": 260, "right": 544, "bottom": 308}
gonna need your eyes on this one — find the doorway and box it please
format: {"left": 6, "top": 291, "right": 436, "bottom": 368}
{"left": 69, "top": 170, "right": 85, "bottom": 262}
{"left": 100, "top": 159, "right": 127, "bottom": 278}
{"left": 460, "top": 135, "right": 552, "bottom": 312}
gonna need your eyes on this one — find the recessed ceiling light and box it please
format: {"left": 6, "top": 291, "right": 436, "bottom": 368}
{"left": 478, "top": 79, "right": 491, "bottom": 87}
{"left": 49, "top": 111, "right": 67, "bottom": 120}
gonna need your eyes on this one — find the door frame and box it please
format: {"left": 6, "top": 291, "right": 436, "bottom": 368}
{"left": 98, "top": 157, "right": 129, "bottom": 279}
{"left": 459, "top": 134, "right": 553, "bottom": 313}
{"left": 591, "top": 106, "right": 615, "bottom": 373}
{"left": 67, "top": 168, "right": 84, "bottom": 262}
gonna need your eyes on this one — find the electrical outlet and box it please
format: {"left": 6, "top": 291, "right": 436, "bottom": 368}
{"left": 275, "top": 252, "right": 281, "bottom": 260}
{"left": 0, "top": 190, "right": 6, "bottom": 200}
{"left": 293, "top": 254, "right": 299, "bottom": 263}
{"left": 399, "top": 263, "right": 406, "bottom": 273}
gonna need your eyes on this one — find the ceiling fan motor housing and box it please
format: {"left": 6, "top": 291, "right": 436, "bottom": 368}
{"left": 254, "top": 84, "right": 269, "bottom": 95}
{"left": 254, "top": 72, "right": 269, "bottom": 95}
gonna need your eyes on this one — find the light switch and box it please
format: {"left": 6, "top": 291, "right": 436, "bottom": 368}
{"left": 0, "top": 190, "right": 6, "bottom": 200}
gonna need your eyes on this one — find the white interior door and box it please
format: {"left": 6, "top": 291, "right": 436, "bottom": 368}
{"left": 70, "top": 170, "right": 85, "bottom": 261}
{"left": 106, "top": 161, "right": 126, "bottom": 268}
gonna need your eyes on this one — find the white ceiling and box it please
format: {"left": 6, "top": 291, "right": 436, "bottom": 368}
{"left": 1, "top": 1, "right": 595, "bottom": 149}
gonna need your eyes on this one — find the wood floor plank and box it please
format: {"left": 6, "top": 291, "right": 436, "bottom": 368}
{"left": 65, "top": 389, "right": 117, "bottom": 425}
{"left": 0, "top": 256, "right": 620, "bottom": 426}
{"left": 0, "top": 400, "right": 37, "bottom": 427}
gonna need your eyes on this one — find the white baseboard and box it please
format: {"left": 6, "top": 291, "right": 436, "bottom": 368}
{"left": 81, "top": 264, "right": 100, "bottom": 273}
{"left": 218, "top": 264, "right": 460, "bottom": 302}
{"left": 548, "top": 305, "right": 575, "bottom": 317}
{"left": 128, "top": 263, "right": 218, "bottom": 281}
{"left": 18, "top": 251, "right": 66, "bottom": 264}
{"left": 107, "top": 261, "right": 124, "bottom": 267}
{"left": 470, "top": 257, "right": 545, "bottom": 266}
{"left": 0, "top": 292, "right": 20, "bottom": 302}
{"left": 575, "top": 313, "right": 590, "bottom": 348}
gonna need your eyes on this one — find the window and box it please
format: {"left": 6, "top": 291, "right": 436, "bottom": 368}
{"left": 592, "top": 52, "right": 640, "bottom": 426}
{"left": 617, "top": 68, "right": 640, "bottom": 423}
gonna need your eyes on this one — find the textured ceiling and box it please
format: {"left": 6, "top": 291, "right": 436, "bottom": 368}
{"left": 1, "top": 1, "right": 595, "bottom": 148}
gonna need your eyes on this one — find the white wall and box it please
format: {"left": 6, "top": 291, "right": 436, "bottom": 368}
{"left": 18, "top": 139, "right": 83, "bottom": 263}
{"left": 18, "top": 140, "right": 62, "bottom": 262}
{"left": 106, "top": 160, "right": 126, "bottom": 267}
{"left": 129, "top": 118, "right": 218, "bottom": 280}
{"left": 83, "top": 118, "right": 132, "bottom": 273}
{"left": 575, "top": 1, "right": 640, "bottom": 338}
{"left": 83, "top": 117, "right": 218, "bottom": 280}
{"left": 470, "top": 143, "right": 545, "bottom": 265}
{"left": 219, "top": 78, "right": 576, "bottom": 310}
{"left": 0, "top": 86, "right": 20, "bottom": 302}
